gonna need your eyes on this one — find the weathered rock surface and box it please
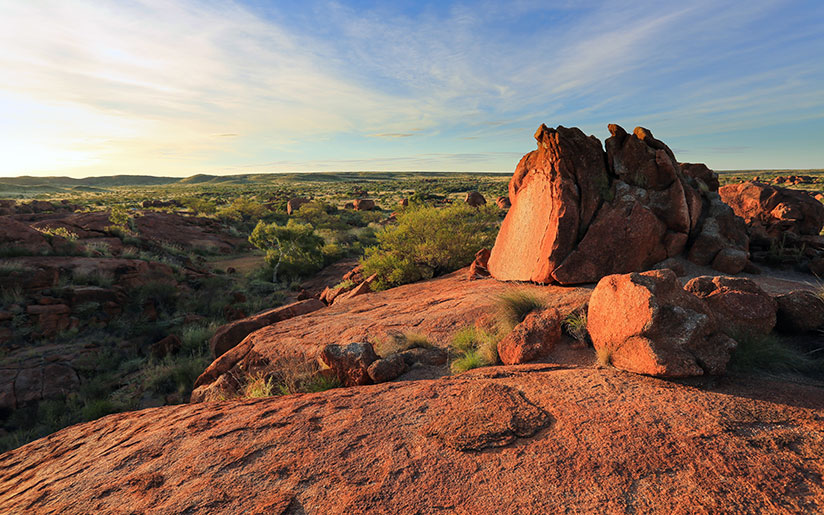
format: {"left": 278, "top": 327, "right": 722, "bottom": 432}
{"left": 774, "top": 290, "right": 824, "bottom": 333}
{"left": 719, "top": 181, "right": 824, "bottom": 239}
{"left": 684, "top": 276, "right": 777, "bottom": 336}
{"left": 209, "top": 299, "right": 326, "bottom": 358}
{"left": 320, "top": 342, "right": 379, "bottom": 386}
{"left": 588, "top": 270, "right": 736, "bottom": 377}
{"left": 192, "top": 269, "right": 590, "bottom": 401}
{"left": 287, "top": 197, "right": 310, "bottom": 215}
{"left": 467, "top": 248, "right": 491, "bottom": 279}
{"left": 680, "top": 162, "right": 720, "bottom": 191}
{"left": 2, "top": 366, "right": 822, "bottom": 514}
{"left": 488, "top": 124, "right": 746, "bottom": 284}
{"left": 366, "top": 354, "right": 407, "bottom": 383}
{"left": 497, "top": 308, "right": 561, "bottom": 365}
{"left": 496, "top": 196, "right": 511, "bottom": 209}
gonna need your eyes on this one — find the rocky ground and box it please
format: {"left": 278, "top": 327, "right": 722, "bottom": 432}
{"left": 0, "top": 363, "right": 821, "bottom": 514}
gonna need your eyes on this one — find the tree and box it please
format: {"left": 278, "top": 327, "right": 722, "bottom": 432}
{"left": 249, "top": 220, "right": 325, "bottom": 283}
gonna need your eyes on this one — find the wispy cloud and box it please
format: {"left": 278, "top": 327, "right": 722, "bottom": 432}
{"left": 0, "top": 0, "right": 821, "bottom": 176}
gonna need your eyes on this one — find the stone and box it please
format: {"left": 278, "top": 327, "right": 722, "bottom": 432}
{"left": 400, "top": 198, "right": 409, "bottom": 207}
{"left": 320, "top": 342, "right": 379, "bottom": 386}
{"left": 467, "top": 248, "right": 491, "bottom": 280}
{"left": 588, "top": 269, "right": 736, "bottom": 377}
{"left": 496, "top": 196, "right": 511, "bottom": 209}
{"left": 680, "top": 162, "right": 720, "bottom": 191}
{"left": 687, "top": 194, "right": 750, "bottom": 274}
{"left": 774, "top": 290, "right": 824, "bottom": 333}
{"left": 719, "top": 181, "right": 824, "bottom": 238}
{"left": 353, "top": 199, "right": 376, "bottom": 211}
{"left": 683, "top": 276, "right": 777, "bottom": 337}
{"left": 210, "top": 299, "right": 325, "bottom": 358}
{"left": 287, "top": 197, "right": 310, "bottom": 215}
{"left": 367, "top": 354, "right": 407, "bottom": 383}
{"left": 651, "top": 258, "right": 686, "bottom": 277}
{"left": 497, "top": 308, "right": 561, "bottom": 365}
{"left": 464, "top": 191, "right": 486, "bottom": 207}
{"left": 151, "top": 335, "right": 182, "bottom": 359}
{"left": 41, "top": 364, "right": 80, "bottom": 400}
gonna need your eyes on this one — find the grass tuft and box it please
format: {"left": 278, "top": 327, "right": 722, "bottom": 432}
{"left": 729, "top": 332, "right": 821, "bottom": 375}
{"left": 596, "top": 346, "right": 613, "bottom": 367}
{"left": 563, "top": 309, "right": 588, "bottom": 343}
{"left": 449, "top": 326, "right": 499, "bottom": 374}
{"left": 495, "top": 289, "right": 546, "bottom": 332}
{"left": 374, "top": 331, "right": 434, "bottom": 357}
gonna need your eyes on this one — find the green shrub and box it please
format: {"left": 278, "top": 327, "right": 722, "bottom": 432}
{"left": 216, "top": 197, "right": 268, "bottom": 222}
{"left": 361, "top": 203, "right": 499, "bottom": 290}
{"left": 495, "top": 289, "right": 547, "bottom": 332}
{"left": 563, "top": 310, "right": 589, "bottom": 342}
{"left": 244, "top": 372, "right": 277, "bottom": 398}
{"left": 249, "top": 220, "right": 325, "bottom": 282}
{"left": 449, "top": 326, "right": 498, "bottom": 374}
{"left": 36, "top": 226, "right": 78, "bottom": 241}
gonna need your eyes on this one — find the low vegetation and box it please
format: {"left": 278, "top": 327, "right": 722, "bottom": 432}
{"left": 563, "top": 309, "right": 589, "bottom": 343}
{"left": 450, "top": 326, "right": 499, "bottom": 374}
{"left": 374, "top": 331, "right": 435, "bottom": 357}
{"left": 495, "top": 289, "right": 547, "bottom": 332}
{"left": 729, "top": 332, "right": 822, "bottom": 376}
{"left": 361, "top": 203, "right": 499, "bottom": 290}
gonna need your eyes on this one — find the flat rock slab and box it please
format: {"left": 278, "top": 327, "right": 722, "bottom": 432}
{"left": 1, "top": 366, "right": 822, "bottom": 514}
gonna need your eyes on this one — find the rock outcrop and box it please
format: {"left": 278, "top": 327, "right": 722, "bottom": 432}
{"left": 588, "top": 269, "right": 737, "bottom": 377}
{"left": 496, "top": 196, "right": 511, "bottom": 209}
{"left": 287, "top": 197, "right": 310, "bottom": 215}
{"left": 719, "top": 181, "right": 824, "bottom": 240}
{"left": 774, "top": 290, "right": 824, "bottom": 333}
{"left": 683, "top": 276, "right": 777, "bottom": 336}
{"left": 353, "top": 199, "right": 376, "bottom": 211}
{"left": 488, "top": 124, "right": 747, "bottom": 285}
{"left": 320, "top": 342, "right": 379, "bottom": 386}
{"left": 2, "top": 366, "right": 823, "bottom": 514}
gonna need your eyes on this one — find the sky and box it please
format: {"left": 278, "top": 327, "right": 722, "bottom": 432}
{"left": 0, "top": 0, "right": 822, "bottom": 178}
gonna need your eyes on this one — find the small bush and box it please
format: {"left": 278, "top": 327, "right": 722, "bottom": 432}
{"left": 374, "top": 331, "right": 434, "bottom": 357}
{"left": 295, "top": 375, "right": 341, "bottom": 394}
{"left": 36, "top": 226, "right": 78, "bottom": 241}
{"left": 1, "top": 286, "right": 25, "bottom": 305}
{"left": 361, "top": 203, "right": 499, "bottom": 290}
{"left": 244, "top": 372, "right": 277, "bottom": 398}
{"left": 249, "top": 220, "right": 325, "bottom": 282}
{"left": 563, "top": 310, "right": 588, "bottom": 342}
{"left": 495, "top": 289, "right": 546, "bottom": 332}
{"left": 449, "top": 326, "right": 498, "bottom": 374}
{"left": 729, "top": 333, "right": 820, "bottom": 375}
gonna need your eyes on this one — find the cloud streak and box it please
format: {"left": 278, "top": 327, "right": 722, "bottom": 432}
{"left": 0, "top": 0, "right": 822, "bottom": 176}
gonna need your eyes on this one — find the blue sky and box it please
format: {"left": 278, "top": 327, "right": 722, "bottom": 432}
{"left": 0, "top": 0, "right": 822, "bottom": 177}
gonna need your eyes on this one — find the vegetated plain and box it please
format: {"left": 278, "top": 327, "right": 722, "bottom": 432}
{"left": 0, "top": 171, "right": 508, "bottom": 451}
{"left": 0, "top": 168, "right": 822, "bottom": 454}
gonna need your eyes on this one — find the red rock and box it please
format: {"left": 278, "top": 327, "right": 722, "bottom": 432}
{"left": 400, "top": 198, "right": 409, "bottom": 207}
{"left": 367, "top": 354, "right": 407, "bottom": 383}
{"left": 41, "top": 364, "right": 80, "bottom": 400}
{"left": 605, "top": 125, "right": 679, "bottom": 191}
{"left": 588, "top": 269, "right": 736, "bottom": 377}
{"left": 683, "top": 276, "right": 777, "bottom": 336}
{"left": 680, "top": 162, "right": 720, "bottom": 191}
{"left": 0, "top": 217, "right": 53, "bottom": 254}
{"left": 467, "top": 248, "right": 491, "bottom": 280}
{"left": 151, "top": 335, "right": 182, "bottom": 359}
{"left": 497, "top": 308, "right": 561, "bottom": 365}
{"left": 13, "top": 367, "right": 42, "bottom": 405}
{"left": 320, "top": 342, "right": 379, "bottom": 386}
{"left": 209, "top": 299, "right": 326, "bottom": 358}
{"left": 719, "top": 181, "right": 824, "bottom": 237}
{"left": 488, "top": 125, "right": 610, "bottom": 283}
{"left": 3, "top": 367, "right": 823, "bottom": 514}
{"left": 496, "top": 196, "right": 511, "bottom": 209}
{"left": 342, "top": 264, "right": 364, "bottom": 283}
{"left": 464, "top": 191, "right": 486, "bottom": 207}
{"left": 774, "top": 290, "right": 824, "bottom": 333}
{"left": 287, "top": 197, "right": 310, "bottom": 215}
{"left": 222, "top": 305, "right": 246, "bottom": 322}
{"left": 332, "top": 274, "right": 376, "bottom": 304}
{"left": 687, "top": 195, "right": 750, "bottom": 274}
{"left": 353, "top": 199, "right": 376, "bottom": 211}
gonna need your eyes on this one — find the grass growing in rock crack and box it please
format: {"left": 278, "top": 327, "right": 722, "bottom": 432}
{"left": 563, "top": 309, "right": 589, "bottom": 343}
{"left": 595, "top": 346, "right": 613, "bottom": 367}
{"left": 729, "top": 332, "right": 822, "bottom": 375}
{"left": 495, "top": 289, "right": 546, "bottom": 333}
{"left": 374, "top": 331, "right": 435, "bottom": 357}
{"left": 450, "top": 326, "right": 499, "bottom": 374}
{"left": 244, "top": 372, "right": 277, "bottom": 398}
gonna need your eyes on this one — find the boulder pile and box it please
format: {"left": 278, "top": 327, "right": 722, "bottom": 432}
{"left": 488, "top": 124, "right": 750, "bottom": 284}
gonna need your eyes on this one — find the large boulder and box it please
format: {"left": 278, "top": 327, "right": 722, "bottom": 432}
{"left": 496, "top": 196, "right": 511, "bottom": 209}
{"left": 683, "top": 276, "right": 777, "bottom": 337}
{"left": 686, "top": 195, "right": 750, "bottom": 274}
{"left": 353, "top": 199, "right": 376, "bottom": 211}
{"left": 464, "top": 192, "right": 486, "bottom": 207}
{"left": 719, "top": 181, "right": 824, "bottom": 239}
{"left": 287, "top": 197, "right": 310, "bottom": 215}
{"left": 210, "top": 299, "right": 325, "bottom": 358}
{"left": 497, "top": 308, "right": 561, "bottom": 365}
{"left": 774, "top": 290, "right": 824, "bottom": 333}
{"left": 467, "top": 248, "right": 491, "bottom": 280}
{"left": 487, "top": 124, "right": 738, "bottom": 285}
{"left": 0, "top": 218, "right": 55, "bottom": 254}
{"left": 588, "top": 269, "right": 737, "bottom": 377}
